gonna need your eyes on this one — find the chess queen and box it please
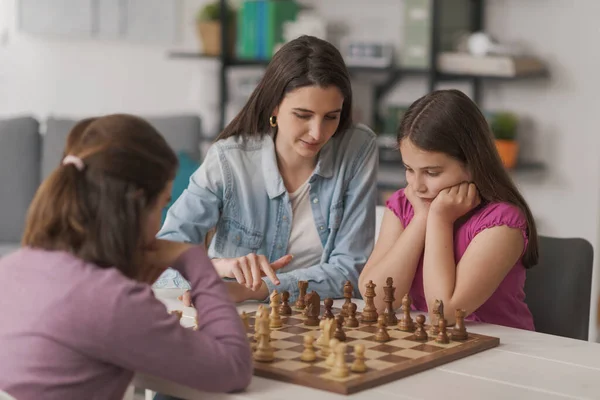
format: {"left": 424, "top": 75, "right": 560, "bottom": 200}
{"left": 358, "top": 89, "right": 538, "bottom": 331}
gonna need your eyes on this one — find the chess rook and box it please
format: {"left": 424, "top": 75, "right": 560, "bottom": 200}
{"left": 451, "top": 309, "right": 468, "bottom": 341}
{"left": 295, "top": 281, "right": 308, "bottom": 310}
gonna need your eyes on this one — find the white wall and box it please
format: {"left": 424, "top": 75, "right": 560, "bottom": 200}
{"left": 1, "top": 0, "right": 598, "bottom": 339}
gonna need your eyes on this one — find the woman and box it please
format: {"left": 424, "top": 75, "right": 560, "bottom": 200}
{"left": 156, "top": 35, "right": 379, "bottom": 303}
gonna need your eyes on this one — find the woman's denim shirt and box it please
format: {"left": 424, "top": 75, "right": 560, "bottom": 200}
{"left": 154, "top": 124, "right": 378, "bottom": 302}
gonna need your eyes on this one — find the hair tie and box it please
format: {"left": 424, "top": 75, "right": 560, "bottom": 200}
{"left": 62, "top": 155, "right": 85, "bottom": 171}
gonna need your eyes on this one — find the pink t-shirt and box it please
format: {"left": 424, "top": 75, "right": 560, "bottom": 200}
{"left": 386, "top": 189, "right": 535, "bottom": 331}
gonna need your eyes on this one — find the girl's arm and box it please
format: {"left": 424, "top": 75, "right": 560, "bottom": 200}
{"left": 65, "top": 247, "right": 253, "bottom": 393}
{"left": 423, "top": 183, "right": 525, "bottom": 324}
{"left": 423, "top": 218, "right": 523, "bottom": 324}
{"left": 358, "top": 209, "right": 426, "bottom": 312}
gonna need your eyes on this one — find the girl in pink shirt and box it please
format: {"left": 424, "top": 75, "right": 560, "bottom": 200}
{"left": 360, "top": 89, "right": 538, "bottom": 330}
{"left": 0, "top": 115, "right": 253, "bottom": 400}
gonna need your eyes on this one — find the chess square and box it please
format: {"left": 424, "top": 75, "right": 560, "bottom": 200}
{"left": 345, "top": 330, "right": 375, "bottom": 339}
{"left": 287, "top": 344, "right": 307, "bottom": 353}
{"left": 411, "top": 343, "right": 445, "bottom": 353}
{"left": 377, "top": 354, "right": 412, "bottom": 363}
{"left": 319, "top": 372, "right": 360, "bottom": 382}
{"left": 357, "top": 325, "right": 378, "bottom": 333}
{"left": 271, "top": 340, "right": 299, "bottom": 350}
{"left": 277, "top": 326, "right": 311, "bottom": 335}
{"left": 428, "top": 339, "right": 462, "bottom": 349}
{"left": 369, "top": 344, "right": 405, "bottom": 353}
{"left": 297, "top": 365, "right": 329, "bottom": 375}
{"left": 346, "top": 339, "right": 382, "bottom": 349}
{"left": 364, "top": 359, "right": 397, "bottom": 370}
{"left": 285, "top": 335, "right": 309, "bottom": 344}
{"left": 389, "top": 330, "right": 416, "bottom": 339}
{"left": 362, "top": 348, "right": 389, "bottom": 360}
{"left": 385, "top": 339, "right": 424, "bottom": 349}
{"left": 274, "top": 349, "right": 304, "bottom": 360}
{"left": 393, "top": 348, "right": 431, "bottom": 359}
{"left": 282, "top": 317, "right": 303, "bottom": 326}
{"left": 271, "top": 330, "right": 295, "bottom": 340}
{"left": 271, "top": 360, "right": 310, "bottom": 371}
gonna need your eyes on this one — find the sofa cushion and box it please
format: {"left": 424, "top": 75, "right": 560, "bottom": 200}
{"left": 162, "top": 151, "right": 202, "bottom": 223}
{"left": 42, "top": 114, "right": 204, "bottom": 179}
{"left": 0, "top": 116, "right": 41, "bottom": 242}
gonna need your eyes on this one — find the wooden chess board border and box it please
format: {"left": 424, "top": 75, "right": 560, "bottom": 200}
{"left": 250, "top": 307, "right": 500, "bottom": 395}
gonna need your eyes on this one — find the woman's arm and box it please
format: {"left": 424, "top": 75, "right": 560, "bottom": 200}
{"left": 359, "top": 209, "right": 426, "bottom": 311}
{"left": 71, "top": 246, "right": 253, "bottom": 393}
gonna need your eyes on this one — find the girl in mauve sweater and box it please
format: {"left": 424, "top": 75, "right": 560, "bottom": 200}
{"left": 0, "top": 114, "right": 253, "bottom": 400}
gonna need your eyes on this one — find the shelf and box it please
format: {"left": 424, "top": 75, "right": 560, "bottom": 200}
{"left": 167, "top": 51, "right": 432, "bottom": 77}
{"left": 436, "top": 69, "right": 550, "bottom": 81}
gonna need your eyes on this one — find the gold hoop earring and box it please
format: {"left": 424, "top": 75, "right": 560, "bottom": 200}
{"left": 269, "top": 116, "right": 277, "bottom": 127}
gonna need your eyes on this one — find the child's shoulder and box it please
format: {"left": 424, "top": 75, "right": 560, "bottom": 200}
{"left": 468, "top": 201, "right": 528, "bottom": 238}
{"left": 385, "top": 188, "right": 414, "bottom": 228}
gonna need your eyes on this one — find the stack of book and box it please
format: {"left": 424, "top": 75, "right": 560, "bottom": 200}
{"left": 236, "top": 0, "right": 299, "bottom": 60}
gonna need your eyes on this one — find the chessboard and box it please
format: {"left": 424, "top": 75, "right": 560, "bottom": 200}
{"left": 244, "top": 301, "right": 499, "bottom": 395}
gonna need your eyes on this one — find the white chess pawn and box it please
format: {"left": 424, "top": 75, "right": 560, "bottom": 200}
{"left": 300, "top": 335, "right": 316, "bottom": 362}
{"left": 350, "top": 344, "right": 367, "bottom": 373}
{"left": 326, "top": 338, "right": 340, "bottom": 367}
{"left": 331, "top": 343, "right": 350, "bottom": 378}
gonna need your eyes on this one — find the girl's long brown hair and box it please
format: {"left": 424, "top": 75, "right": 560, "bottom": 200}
{"left": 22, "top": 114, "right": 178, "bottom": 279}
{"left": 398, "top": 89, "right": 539, "bottom": 268}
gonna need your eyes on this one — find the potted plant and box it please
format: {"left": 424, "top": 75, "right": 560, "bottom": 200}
{"left": 196, "top": 1, "right": 236, "bottom": 56}
{"left": 490, "top": 111, "right": 519, "bottom": 169}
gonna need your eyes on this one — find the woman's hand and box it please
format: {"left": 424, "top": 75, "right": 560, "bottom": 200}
{"left": 430, "top": 182, "right": 481, "bottom": 224}
{"left": 213, "top": 253, "right": 292, "bottom": 290}
{"left": 224, "top": 281, "right": 269, "bottom": 303}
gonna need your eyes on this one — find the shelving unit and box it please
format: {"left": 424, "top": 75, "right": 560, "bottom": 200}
{"left": 169, "top": 0, "right": 547, "bottom": 134}
{"left": 169, "top": 0, "right": 548, "bottom": 196}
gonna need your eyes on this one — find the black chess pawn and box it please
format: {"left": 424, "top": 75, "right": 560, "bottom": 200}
{"left": 398, "top": 294, "right": 414, "bottom": 332}
{"left": 279, "top": 291, "right": 292, "bottom": 315}
{"left": 413, "top": 314, "right": 428, "bottom": 341}
{"left": 374, "top": 315, "right": 390, "bottom": 342}
{"left": 345, "top": 302, "right": 359, "bottom": 328}
{"left": 436, "top": 318, "right": 450, "bottom": 344}
{"left": 333, "top": 314, "right": 346, "bottom": 341}
{"left": 323, "top": 298, "right": 335, "bottom": 319}
{"left": 451, "top": 309, "right": 468, "bottom": 341}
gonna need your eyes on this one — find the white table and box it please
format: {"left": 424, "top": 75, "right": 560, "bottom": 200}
{"left": 133, "top": 289, "right": 600, "bottom": 400}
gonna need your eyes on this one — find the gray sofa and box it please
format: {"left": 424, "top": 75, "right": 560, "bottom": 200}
{"left": 0, "top": 114, "right": 206, "bottom": 257}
